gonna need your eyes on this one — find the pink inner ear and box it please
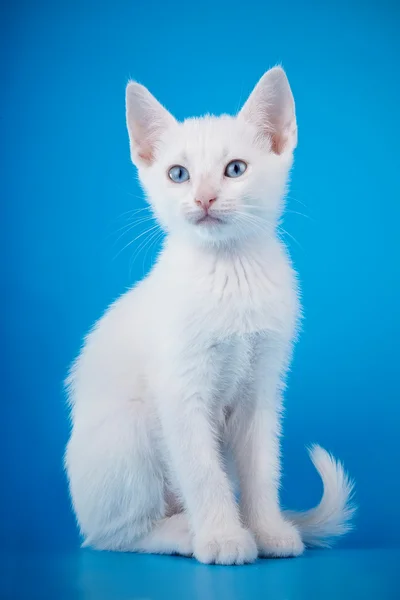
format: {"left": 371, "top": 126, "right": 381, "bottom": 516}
{"left": 135, "top": 133, "right": 154, "bottom": 164}
{"left": 132, "top": 119, "right": 157, "bottom": 164}
{"left": 138, "top": 149, "right": 154, "bottom": 163}
{"left": 271, "top": 132, "right": 286, "bottom": 155}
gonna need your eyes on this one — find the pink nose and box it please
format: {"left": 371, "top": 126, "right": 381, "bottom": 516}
{"left": 195, "top": 197, "right": 217, "bottom": 211}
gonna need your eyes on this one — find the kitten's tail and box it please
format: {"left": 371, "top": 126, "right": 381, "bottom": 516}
{"left": 284, "top": 445, "right": 356, "bottom": 547}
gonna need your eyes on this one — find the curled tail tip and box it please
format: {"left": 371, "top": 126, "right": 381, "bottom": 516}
{"left": 307, "top": 443, "right": 340, "bottom": 468}
{"left": 287, "top": 443, "right": 356, "bottom": 548}
{"left": 308, "top": 443, "right": 356, "bottom": 503}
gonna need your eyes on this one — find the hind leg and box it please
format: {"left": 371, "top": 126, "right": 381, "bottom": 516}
{"left": 66, "top": 401, "right": 192, "bottom": 555}
{"left": 132, "top": 512, "right": 192, "bottom": 556}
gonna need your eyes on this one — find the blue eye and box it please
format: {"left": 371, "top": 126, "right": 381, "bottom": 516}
{"left": 225, "top": 160, "right": 247, "bottom": 178}
{"left": 168, "top": 165, "right": 190, "bottom": 183}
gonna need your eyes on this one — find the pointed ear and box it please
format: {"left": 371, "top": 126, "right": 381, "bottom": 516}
{"left": 126, "top": 82, "right": 176, "bottom": 166}
{"left": 239, "top": 67, "right": 297, "bottom": 154}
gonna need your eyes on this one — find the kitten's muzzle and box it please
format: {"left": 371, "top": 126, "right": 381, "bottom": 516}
{"left": 194, "top": 196, "right": 217, "bottom": 211}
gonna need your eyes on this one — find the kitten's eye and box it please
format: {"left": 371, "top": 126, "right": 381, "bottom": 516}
{"left": 168, "top": 165, "right": 190, "bottom": 183}
{"left": 224, "top": 160, "right": 247, "bottom": 178}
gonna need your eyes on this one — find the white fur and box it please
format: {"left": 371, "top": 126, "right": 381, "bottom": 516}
{"left": 65, "top": 67, "right": 355, "bottom": 565}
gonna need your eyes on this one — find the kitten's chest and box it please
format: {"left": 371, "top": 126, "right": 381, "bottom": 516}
{"left": 208, "top": 331, "right": 261, "bottom": 414}
{"left": 186, "top": 253, "right": 298, "bottom": 338}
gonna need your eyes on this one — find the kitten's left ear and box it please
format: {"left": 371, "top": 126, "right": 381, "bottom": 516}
{"left": 239, "top": 66, "right": 297, "bottom": 154}
{"left": 126, "top": 82, "right": 176, "bottom": 166}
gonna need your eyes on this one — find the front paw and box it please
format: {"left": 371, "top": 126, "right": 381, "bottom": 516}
{"left": 194, "top": 527, "right": 258, "bottom": 565}
{"left": 254, "top": 520, "right": 304, "bottom": 558}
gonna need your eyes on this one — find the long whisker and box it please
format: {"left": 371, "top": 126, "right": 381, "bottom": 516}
{"left": 129, "top": 227, "right": 162, "bottom": 278}
{"left": 235, "top": 209, "right": 304, "bottom": 251}
{"left": 285, "top": 209, "right": 313, "bottom": 220}
{"left": 234, "top": 209, "right": 270, "bottom": 225}
{"left": 129, "top": 231, "right": 160, "bottom": 278}
{"left": 111, "top": 215, "right": 156, "bottom": 244}
{"left": 277, "top": 224, "right": 303, "bottom": 250}
{"left": 285, "top": 195, "right": 310, "bottom": 210}
{"left": 117, "top": 214, "right": 155, "bottom": 231}
{"left": 239, "top": 203, "right": 269, "bottom": 214}
{"left": 113, "top": 224, "right": 160, "bottom": 260}
{"left": 112, "top": 206, "right": 151, "bottom": 224}
{"left": 141, "top": 230, "right": 164, "bottom": 274}
{"left": 234, "top": 211, "right": 272, "bottom": 238}
{"left": 244, "top": 201, "right": 312, "bottom": 221}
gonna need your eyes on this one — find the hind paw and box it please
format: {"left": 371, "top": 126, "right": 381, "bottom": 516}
{"left": 254, "top": 520, "right": 304, "bottom": 558}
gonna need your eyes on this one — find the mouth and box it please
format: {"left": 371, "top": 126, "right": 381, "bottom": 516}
{"left": 196, "top": 214, "right": 224, "bottom": 226}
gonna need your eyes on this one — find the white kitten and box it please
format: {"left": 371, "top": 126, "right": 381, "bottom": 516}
{"left": 65, "top": 67, "right": 355, "bottom": 565}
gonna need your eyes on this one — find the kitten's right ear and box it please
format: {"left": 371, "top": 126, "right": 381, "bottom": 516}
{"left": 126, "top": 82, "right": 176, "bottom": 166}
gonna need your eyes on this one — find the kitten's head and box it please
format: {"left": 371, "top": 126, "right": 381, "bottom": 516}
{"left": 126, "top": 67, "right": 297, "bottom": 246}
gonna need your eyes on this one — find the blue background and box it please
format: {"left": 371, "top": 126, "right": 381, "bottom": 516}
{"left": 2, "top": 0, "right": 399, "bottom": 598}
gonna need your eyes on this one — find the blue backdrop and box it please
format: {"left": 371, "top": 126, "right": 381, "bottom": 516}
{"left": 2, "top": 0, "right": 399, "bottom": 555}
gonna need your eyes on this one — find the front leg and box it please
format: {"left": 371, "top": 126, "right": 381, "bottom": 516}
{"left": 156, "top": 357, "right": 257, "bottom": 565}
{"left": 228, "top": 341, "right": 304, "bottom": 558}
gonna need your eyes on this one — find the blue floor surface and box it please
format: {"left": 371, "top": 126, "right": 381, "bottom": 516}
{"left": 1, "top": 547, "right": 398, "bottom": 600}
